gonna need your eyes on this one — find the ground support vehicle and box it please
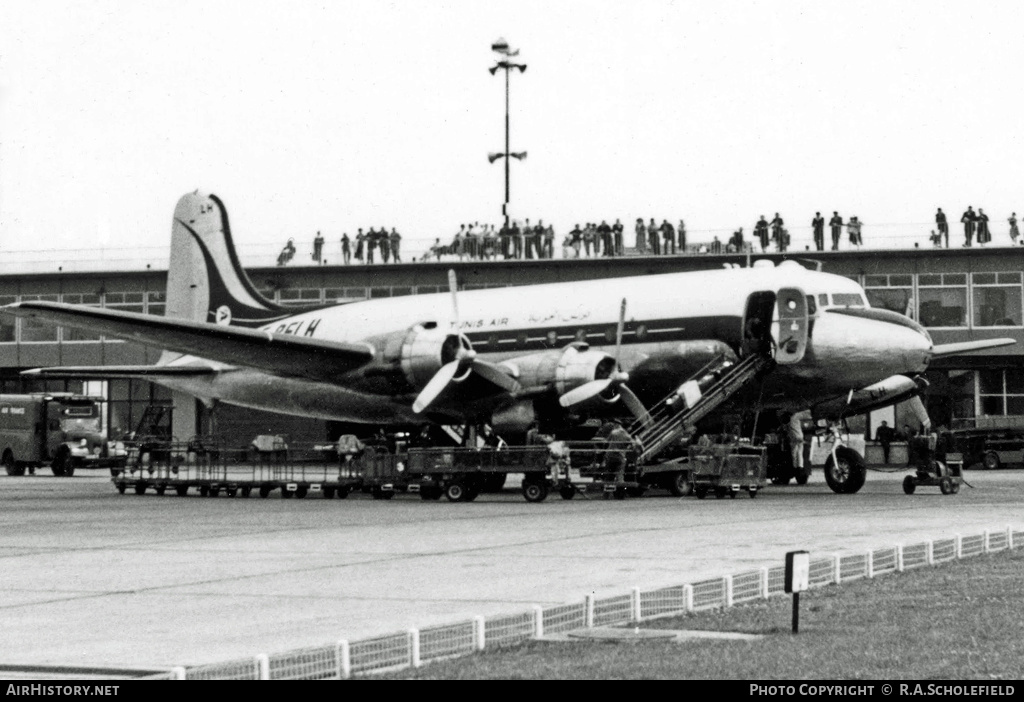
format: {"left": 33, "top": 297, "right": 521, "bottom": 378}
{"left": 1, "top": 393, "right": 127, "bottom": 477}
{"left": 688, "top": 442, "right": 767, "bottom": 499}
{"left": 902, "top": 438, "right": 964, "bottom": 496}
{"left": 111, "top": 437, "right": 368, "bottom": 498}
{"left": 406, "top": 445, "right": 550, "bottom": 502}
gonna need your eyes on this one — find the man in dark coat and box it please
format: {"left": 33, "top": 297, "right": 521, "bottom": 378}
{"left": 961, "top": 206, "right": 976, "bottom": 247}
{"left": 755, "top": 216, "right": 769, "bottom": 252}
{"left": 875, "top": 420, "right": 896, "bottom": 465}
{"left": 935, "top": 208, "right": 949, "bottom": 248}
{"left": 829, "top": 211, "right": 843, "bottom": 251}
{"left": 812, "top": 212, "right": 825, "bottom": 251}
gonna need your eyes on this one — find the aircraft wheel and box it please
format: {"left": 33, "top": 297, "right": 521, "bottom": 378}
{"left": 667, "top": 472, "right": 692, "bottom": 497}
{"left": 3, "top": 451, "right": 24, "bottom": 476}
{"left": 225, "top": 487, "right": 237, "bottom": 498}
{"left": 420, "top": 486, "right": 442, "bottom": 501}
{"left": 824, "top": 448, "right": 867, "bottom": 494}
{"left": 982, "top": 451, "right": 1000, "bottom": 470}
{"left": 445, "top": 481, "right": 467, "bottom": 502}
{"left": 940, "top": 477, "right": 952, "bottom": 495}
{"left": 559, "top": 486, "right": 576, "bottom": 500}
{"left": 134, "top": 483, "right": 146, "bottom": 495}
{"left": 902, "top": 476, "right": 916, "bottom": 495}
{"left": 52, "top": 450, "right": 72, "bottom": 478}
{"left": 522, "top": 481, "right": 548, "bottom": 503}
{"left": 176, "top": 485, "right": 189, "bottom": 497}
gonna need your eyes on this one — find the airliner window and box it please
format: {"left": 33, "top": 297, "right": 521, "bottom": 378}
{"left": 635, "top": 324, "right": 648, "bottom": 341}
{"left": 574, "top": 329, "right": 587, "bottom": 343}
{"left": 831, "top": 293, "right": 865, "bottom": 307}
{"left": 487, "top": 334, "right": 499, "bottom": 350}
{"left": 516, "top": 332, "right": 528, "bottom": 349}
{"left": 547, "top": 330, "right": 559, "bottom": 347}
{"left": 818, "top": 294, "right": 828, "bottom": 308}
{"left": 604, "top": 327, "right": 616, "bottom": 343}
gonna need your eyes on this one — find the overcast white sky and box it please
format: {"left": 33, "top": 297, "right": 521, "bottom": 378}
{"left": 2, "top": 0, "right": 1024, "bottom": 258}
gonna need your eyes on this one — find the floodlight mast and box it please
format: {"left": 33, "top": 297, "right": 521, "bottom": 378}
{"left": 488, "top": 38, "right": 527, "bottom": 229}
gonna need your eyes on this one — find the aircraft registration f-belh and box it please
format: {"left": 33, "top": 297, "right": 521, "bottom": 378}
{"left": 1, "top": 191, "right": 1014, "bottom": 494}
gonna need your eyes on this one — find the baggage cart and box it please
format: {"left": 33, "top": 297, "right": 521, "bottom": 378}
{"left": 688, "top": 442, "right": 767, "bottom": 499}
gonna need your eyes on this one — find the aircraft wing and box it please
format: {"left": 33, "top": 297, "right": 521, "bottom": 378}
{"left": 2, "top": 301, "right": 375, "bottom": 381}
{"left": 21, "top": 364, "right": 220, "bottom": 379}
{"left": 931, "top": 338, "right": 1015, "bottom": 358}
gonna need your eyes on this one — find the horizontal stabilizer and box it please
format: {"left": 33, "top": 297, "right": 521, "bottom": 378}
{"left": 1, "top": 302, "right": 375, "bottom": 382}
{"left": 21, "top": 365, "right": 218, "bottom": 379}
{"left": 931, "top": 338, "right": 1015, "bottom": 358}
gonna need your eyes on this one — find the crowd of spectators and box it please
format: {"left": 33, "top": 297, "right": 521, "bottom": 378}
{"left": 277, "top": 205, "right": 1024, "bottom": 267}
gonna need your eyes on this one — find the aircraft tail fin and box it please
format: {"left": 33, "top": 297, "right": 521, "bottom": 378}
{"left": 167, "top": 191, "right": 296, "bottom": 328}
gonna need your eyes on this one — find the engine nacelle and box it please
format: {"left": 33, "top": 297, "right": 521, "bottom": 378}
{"left": 813, "top": 374, "right": 928, "bottom": 421}
{"left": 503, "top": 345, "right": 616, "bottom": 397}
{"left": 399, "top": 324, "right": 471, "bottom": 390}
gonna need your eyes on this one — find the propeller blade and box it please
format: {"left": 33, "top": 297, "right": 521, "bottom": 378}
{"left": 448, "top": 269, "right": 460, "bottom": 330}
{"left": 472, "top": 359, "right": 520, "bottom": 393}
{"left": 615, "top": 298, "right": 626, "bottom": 361}
{"left": 618, "top": 385, "right": 651, "bottom": 427}
{"left": 413, "top": 360, "right": 461, "bottom": 413}
{"left": 559, "top": 378, "right": 613, "bottom": 408}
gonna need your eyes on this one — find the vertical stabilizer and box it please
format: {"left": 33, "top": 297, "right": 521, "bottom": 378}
{"left": 167, "top": 191, "right": 291, "bottom": 327}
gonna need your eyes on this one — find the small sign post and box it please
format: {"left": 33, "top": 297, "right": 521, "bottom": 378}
{"left": 784, "top": 550, "right": 810, "bottom": 634}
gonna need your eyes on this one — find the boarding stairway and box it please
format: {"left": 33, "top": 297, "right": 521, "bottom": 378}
{"left": 627, "top": 352, "right": 775, "bottom": 463}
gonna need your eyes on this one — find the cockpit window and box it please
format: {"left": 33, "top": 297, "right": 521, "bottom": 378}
{"left": 806, "top": 295, "right": 817, "bottom": 315}
{"left": 831, "top": 293, "right": 866, "bottom": 307}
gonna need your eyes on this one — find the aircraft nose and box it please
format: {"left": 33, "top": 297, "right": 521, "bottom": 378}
{"left": 811, "top": 312, "right": 932, "bottom": 378}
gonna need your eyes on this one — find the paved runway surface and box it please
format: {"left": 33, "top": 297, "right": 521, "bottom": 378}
{"left": 1, "top": 469, "right": 1021, "bottom": 669}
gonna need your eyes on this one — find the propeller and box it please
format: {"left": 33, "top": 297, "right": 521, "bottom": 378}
{"left": 558, "top": 299, "right": 650, "bottom": 425}
{"left": 412, "top": 270, "right": 519, "bottom": 414}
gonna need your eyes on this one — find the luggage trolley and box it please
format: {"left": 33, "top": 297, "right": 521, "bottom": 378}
{"left": 688, "top": 442, "right": 767, "bottom": 499}
{"left": 902, "top": 435, "right": 963, "bottom": 496}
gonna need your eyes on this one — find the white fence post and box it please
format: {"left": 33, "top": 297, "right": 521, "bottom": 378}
{"left": 896, "top": 544, "right": 904, "bottom": 572}
{"left": 474, "top": 615, "right": 486, "bottom": 652}
{"left": 170, "top": 666, "right": 186, "bottom": 680}
{"left": 336, "top": 640, "right": 351, "bottom": 680}
{"left": 724, "top": 575, "right": 733, "bottom": 607}
{"left": 833, "top": 554, "right": 842, "bottom": 584}
{"left": 683, "top": 584, "right": 694, "bottom": 612}
{"left": 631, "top": 587, "right": 642, "bottom": 622}
{"left": 760, "top": 567, "right": 770, "bottom": 599}
{"left": 409, "top": 629, "right": 421, "bottom": 668}
{"left": 533, "top": 604, "right": 544, "bottom": 639}
{"left": 955, "top": 533, "right": 963, "bottom": 559}
{"left": 585, "top": 594, "right": 595, "bottom": 628}
{"left": 255, "top": 653, "right": 269, "bottom": 680}
{"left": 866, "top": 550, "right": 874, "bottom": 578}
{"left": 926, "top": 540, "right": 934, "bottom": 566}
{"left": 1009, "top": 525, "right": 1015, "bottom": 551}
{"left": 984, "top": 529, "right": 991, "bottom": 553}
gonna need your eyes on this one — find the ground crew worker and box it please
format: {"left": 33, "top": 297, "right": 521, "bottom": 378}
{"left": 785, "top": 412, "right": 806, "bottom": 481}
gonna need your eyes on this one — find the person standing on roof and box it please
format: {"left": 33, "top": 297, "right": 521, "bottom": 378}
{"left": 770, "top": 213, "right": 784, "bottom": 251}
{"left": 648, "top": 217, "right": 660, "bottom": 255}
{"left": 977, "top": 208, "right": 991, "bottom": 246}
{"left": 1009, "top": 212, "right": 1020, "bottom": 245}
{"left": 661, "top": 219, "right": 676, "bottom": 255}
{"left": 612, "top": 218, "right": 624, "bottom": 256}
{"left": 389, "top": 228, "right": 402, "bottom": 262}
{"left": 340, "top": 233, "right": 351, "bottom": 264}
{"left": 812, "top": 212, "right": 825, "bottom": 251}
{"left": 935, "top": 208, "right": 949, "bottom": 248}
{"left": 635, "top": 218, "right": 646, "bottom": 254}
{"left": 961, "top": 206, "right": 976, "bottom": 247}
{"left": 755, "top": 215, "right": 769, "bottom": 252}
{"left": 312, "top": 231, "right": 324, "bottom": 264}
{"left": 829, "top": 211, "right": 843, "bottom": 251}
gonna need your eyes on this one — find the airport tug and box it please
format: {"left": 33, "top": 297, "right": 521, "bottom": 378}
{"left": 903, "top": 433, "right": 963, "bottom": 496}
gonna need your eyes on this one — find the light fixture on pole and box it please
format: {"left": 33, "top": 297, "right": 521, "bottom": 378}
{"left": 488, "top": 37, "right": 527, "bottom": 228}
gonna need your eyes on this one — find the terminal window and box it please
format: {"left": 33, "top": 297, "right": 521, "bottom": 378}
{"left": 60, "top": 293, "right": 102, "bottom": 341}
{"left": 863, "top": 275, "right": 914, "bottom": 319}
{"left": 19, "top": 295, "right": 59, "bottom": 342}
{"left": 971, "top": 272, "right": 1022, "bottom": 327}
{"left": 918, "top": 274, "right": 967, "bottom": 328}
{"left": 978, "top": 369, "right": 1024, "bottom": 417}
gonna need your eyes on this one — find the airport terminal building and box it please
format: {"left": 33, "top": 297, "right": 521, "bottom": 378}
{"left": 0, "top": 246, "right": 1021, "bottom": 445}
